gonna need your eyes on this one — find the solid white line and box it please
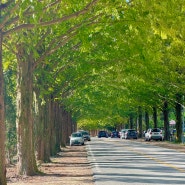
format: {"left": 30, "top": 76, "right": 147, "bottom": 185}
{"left": 86, "top": 144, "right": 102, "bottom": 173}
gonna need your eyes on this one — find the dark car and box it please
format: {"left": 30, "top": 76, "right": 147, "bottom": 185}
{"left": 111, "top": 131, "right": 120, "bottom": 138}
{"left": 98, "top": 130, "right": 108, "bottom": 138}
{"left": 125, "top": 129, "right": 138, "bottom": 139}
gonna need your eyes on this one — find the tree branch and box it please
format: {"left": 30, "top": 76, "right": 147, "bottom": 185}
{"left": 3, "top": 0, "right": 99, "bottom": 37}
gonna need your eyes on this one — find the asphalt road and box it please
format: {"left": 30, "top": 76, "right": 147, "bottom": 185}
{"left": 86, "top": 137, "right": 185, "bottom": 185}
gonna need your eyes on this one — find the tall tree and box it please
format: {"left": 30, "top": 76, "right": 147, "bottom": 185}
{"left": 1, "top": 0, "right": 99, "bottom": 182}
{"left": 0, "top": 20, "right": 6, "bottom": 185}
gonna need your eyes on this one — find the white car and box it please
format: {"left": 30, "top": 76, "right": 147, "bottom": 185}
{"left": 70, "top": 132, "right": 85, "bottom": 146}
{"left": 120, "top": 129, "right": 129, "bottom": 139}
{"left": 145, "top": 128, "right": 164, "bottom": 141}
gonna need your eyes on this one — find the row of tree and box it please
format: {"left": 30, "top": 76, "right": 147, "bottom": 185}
{"left": 0, "top": 0, "right": 185, "bottom": 185}
{"left": 66, "top": 0, "right": 185, "bottom": 139}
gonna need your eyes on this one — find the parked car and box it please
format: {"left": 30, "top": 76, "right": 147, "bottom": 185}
{"left": 69, "top": 132, "right": 85, "bottom": 146}
{"left": 78, "top": 130, "right": 91, "bottom": 141}
{"left": 144, "top": 128, "right": 164, "bottom": 141}
{"left": 120, "top": 129, "right": 129, "bottom": 139}
{"left": 124, "top": 129, "right": 138, "bottom": 139}
{"left": 98, "top": 130, "right": 108, "bottom": 138}
{"left": 111, "top": 131, "right": 120, "bottom": 138}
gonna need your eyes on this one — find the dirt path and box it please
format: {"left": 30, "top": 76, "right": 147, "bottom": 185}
{"left": 7, "top": 145, "right": 94, "bottom": 185}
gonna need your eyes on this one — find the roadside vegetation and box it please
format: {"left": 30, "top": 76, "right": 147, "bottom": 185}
{"left": 0, "top": 0, "right": 185, "bottom": 184}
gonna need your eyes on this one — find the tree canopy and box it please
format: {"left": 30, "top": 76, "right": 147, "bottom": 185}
{"left": 1, "top": 0, "right": 185, "bottom": 183}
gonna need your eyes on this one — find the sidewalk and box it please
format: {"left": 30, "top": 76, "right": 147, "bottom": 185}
{"left": 7, "top": 145, "right": 94, "bottom": 185}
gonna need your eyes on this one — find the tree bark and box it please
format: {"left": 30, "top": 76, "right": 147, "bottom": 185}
{"left": 138, "top": 106, "right": 142, "bottom": 138}
{"left": 175, "top": 94, "right": 182, "bottom": 142}
{"left": 49, "top": 97, "right": 60, "bottom": 156}
{"left": 16, "top": 45, "right": 38, "bottom": 175}
{"left": 61, "top": 106, "right": 74, "bottom": 146}
{"left": 145, "top": 111, "right": 149, "bottom": 131}
{"left": 37, "top": 99, "right": 51, "bottom": 162}
{"left": 0, "top": 27, "right": 7, "bottom": 185}
{"left": 135, "top": 117, "right": 138, "bottom": 132}
{"left": 153, "top": 106, "right": 158, "bottom": 128}
{"left": 163, "top": 100, "right": 170, "bottom": 141}
{"left": 129, "top": 114, "right": 134, "bottom": 129}
{"left": 54, "top": 102, "right": 62, "bottom": 153}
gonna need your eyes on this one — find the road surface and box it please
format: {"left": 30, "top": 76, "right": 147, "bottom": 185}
{"left": 86, "top": 137, "right": 185, "bottom": 185}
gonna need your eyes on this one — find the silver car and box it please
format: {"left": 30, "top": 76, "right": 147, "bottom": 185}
{"left": 145, "top": 128, "right": 164, "bottom": 141}
{"left": 70, "top": 132, "right": 85, "bottom": 146}
{"left": 78, "top": 130, "right": 91, "bottom": 141}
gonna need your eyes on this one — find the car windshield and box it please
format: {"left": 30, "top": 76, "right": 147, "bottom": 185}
{"left": 121, "top": 129, "right": 128, "bottom": 132}
{"left": 81, "top": 131, "right": 89, "bottom": 135}
{"left": 72, "top": 133, "right": 82, "bottom": 137}
{"left": 128, "top": 130, "right": 136, "bottom": 133}
{"left": 99, "top": 131, "right": 106, "bottom": 133}
{"left": 152, "top": 128, "right": 161, "bottom": 132}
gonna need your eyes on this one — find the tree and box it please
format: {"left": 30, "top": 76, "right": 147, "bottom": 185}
{"left": 1, "top": 0, "right": 99, "bottom": 182}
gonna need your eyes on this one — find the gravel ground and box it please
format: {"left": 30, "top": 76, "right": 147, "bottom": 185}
{"left": 7, "top": 145, "right": 95, "bottom": 185}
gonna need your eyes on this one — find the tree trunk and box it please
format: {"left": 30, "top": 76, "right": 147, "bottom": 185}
{"left": 153, "top": 106, "right": 158, "bottom": 128}
{"left": 145, "top": 111, "right": 149, "bottom": 131}
{"left": 49, "top": 97, "right": 60, "bottom": 156}
{"left": 44, "top": 100, "right": 51, "bottom": 162}
{"left": 129, "top": 114, "right": 134, "bottom": 129}
{"left": 61, "top": 106, "right": 73, "bottom": 146}
{"left": 54, "top": 102, "right": 61, "bottom": 153}
{"left": 16, "top": 46, "right": 38, "bottom": 175}
{"left": 37, "top": 99, "right": 51, "bottom": 162}
{"left": 138, "top": 106, "right": 142, "bottom": 138}
{"left": 67, "top": 111, "right": 73, "bottom": 136}
{"left": 163, "top": 101, "right": 170, "bottom": 141}
{"left": 0, "top": 27, "right": 7, "bottom": 185}
{"left": 135, "top": 117, "right": 138, "bottom": 132}
{"left": 175, "top": 94, "right": 182, "bottom": 142}
{"left": 36, "top": 97, "right": 45, "bottom": 162}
